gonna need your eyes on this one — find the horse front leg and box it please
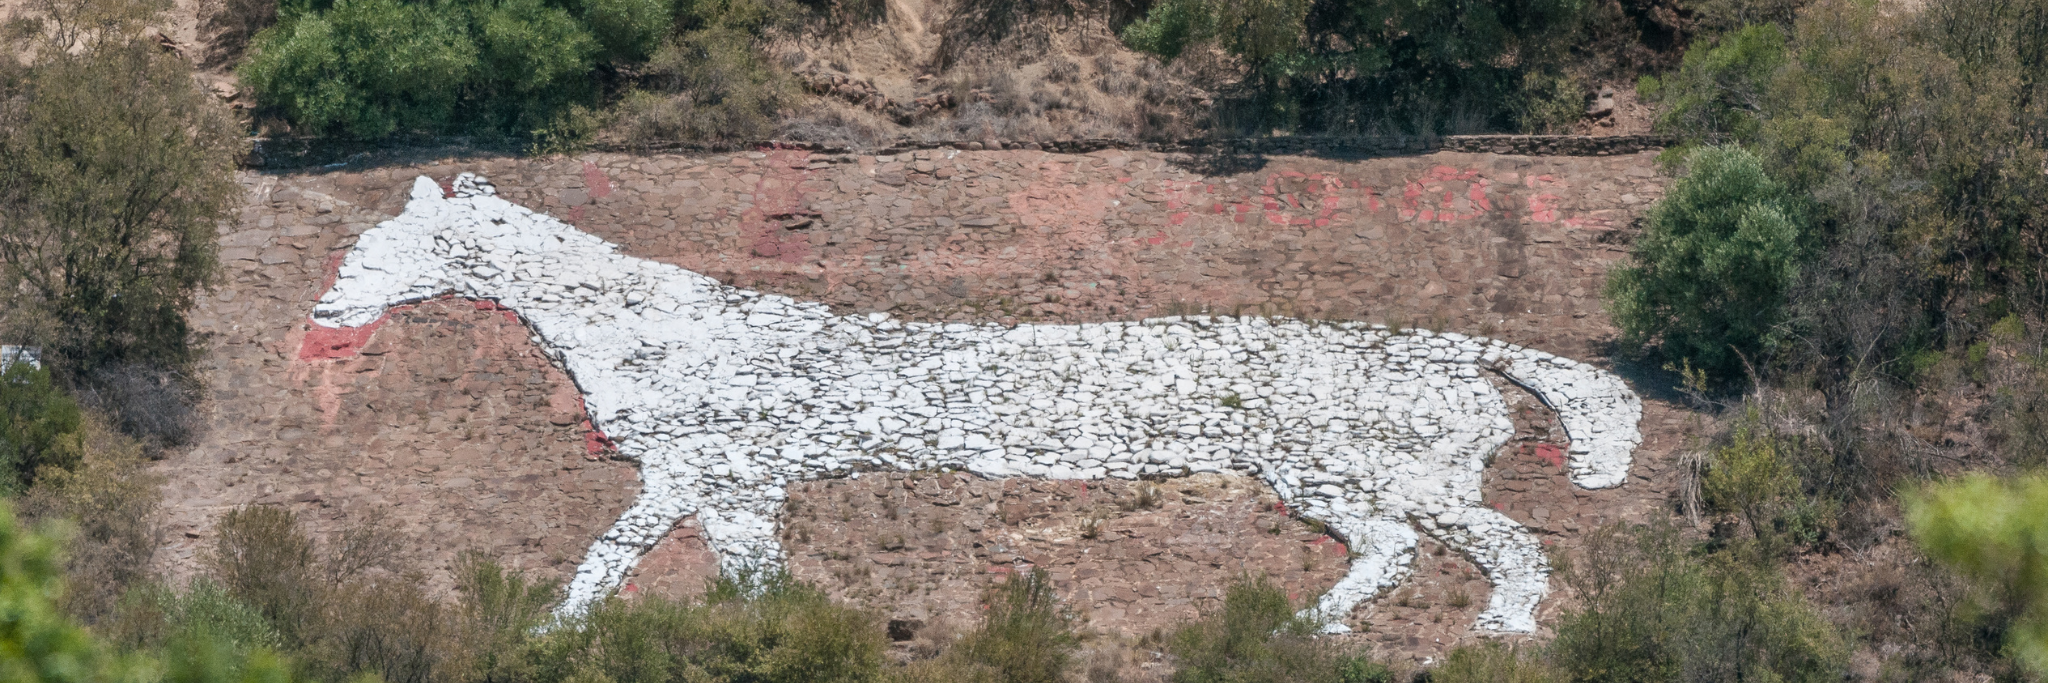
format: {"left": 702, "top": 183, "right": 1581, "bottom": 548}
{"left": 559, "top": 470, "right": 703, "bottom": 617}
{"left": 694, "top": 481, "right": 791, "bottom": 583}
{"left": 1424, "top": 505, "right": 1550, "bottom": 633}
{"left": 1298, "top": 511, "right": 1419, "bottom": 634}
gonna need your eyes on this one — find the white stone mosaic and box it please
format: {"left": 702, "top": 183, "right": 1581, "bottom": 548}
{"left": 309, "top": 175, "right": 1644, "bottom": 633}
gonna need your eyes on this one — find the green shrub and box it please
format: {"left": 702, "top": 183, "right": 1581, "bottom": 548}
{"left": 112, "top": 580, "right": 281, "bottom": 654}
{"left": 242, "top": 0, "right": 601, "bottom": 138}
{"left": 1604, "top": 145, "right": 1805, "bottom": 382}
{"left": 1906, "top": 473, "right": 2048, "bottom": 675}
{"left": 209, "top": 506, "right": 323, "bottom": 647}
{"left": 1638, "top": 24, "right": 1786, "bottom": 146}
{"left": 947, "top": 568, "right": 1075, "bottom": 683}
{"left": 0, "top": 37, "right": 242, "bottom": 374}
{"left": 531, "top": 570, "right": 886, "bottom": 683}
{"left": 574, "top": 0, "right": 669, "bottom": 62}
{"left": 240, "top": 0, "right": 478, "bottom": 138}
{"left": 1167, "top": 575, "right": 1380, "bottom": 683}
{"left": 0, "top": 363, "right": 82, "bottom": 494}
{"left": 605, "top": 27, "right": 794, "bottom": 146}
{"left": 468, "top": 0, "right": 602, "bottom": 132}
{"left": 17, "top": 415, "right": 159, "bottom": 625}
{"left": 1551, "top": 523, "right": 1848, "bottom": 683}
{"left": 0, "top": 498, "right": 126, "bottom": 682}
{"left": 0, "top": 499, "right": 292, "bottom": 683}
{"left": 1701, "top": 409, "right": 1837, "bottom": 548}
{"left": 1426, "top": 642, "right": 1560, "bottom": 683}
{"left": 447, "top": 552, "right": 556, "bottom": 683}
{"left": 1121, "top": 0, "right": 1586, "bottom": 134}
{"left": 1516, "top": 71, "right": 1585, "bottom": 134}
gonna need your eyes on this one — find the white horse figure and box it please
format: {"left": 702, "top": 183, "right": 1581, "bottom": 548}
{"left": 309, "top": 174, "right": 1642, "bottom": 633}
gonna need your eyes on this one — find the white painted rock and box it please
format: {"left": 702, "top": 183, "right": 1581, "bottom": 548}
{"left": 308, "top": 174, "right": 1645, "bottom": 634}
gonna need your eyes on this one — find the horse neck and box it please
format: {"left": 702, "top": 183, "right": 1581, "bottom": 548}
{"left": 446, "top": 219, "right": 735, "bottom": 342}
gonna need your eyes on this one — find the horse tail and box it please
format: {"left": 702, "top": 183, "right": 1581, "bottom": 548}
{"left": 1483, "top": 341, "right": 1641, "bottom": 490}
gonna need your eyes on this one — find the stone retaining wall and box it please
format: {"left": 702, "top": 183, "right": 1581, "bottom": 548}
{"left": 249, "top": 135, "right": 1673, "bottom": 169}
{"left": 159, "top": 146, "right": 1692, "bottom": 664}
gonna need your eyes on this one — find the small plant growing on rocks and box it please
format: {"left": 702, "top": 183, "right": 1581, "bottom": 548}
{"left": 1167, "top": 575, "right": 1392, "bottom": 682}
{"left": 1080, "top": 515, "right": 1104, "bottom": 540}
{"left": 1120, "top": 483, "right": 1163, "bottom": 512}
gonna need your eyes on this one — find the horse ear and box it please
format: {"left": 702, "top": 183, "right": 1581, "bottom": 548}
{"left": 410, "top": 176, "right": 447, "bottom": 202}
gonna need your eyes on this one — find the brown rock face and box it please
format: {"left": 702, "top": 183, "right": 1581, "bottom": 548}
{"left": 160, "top": 148, "right": 1685, "bottom": 663}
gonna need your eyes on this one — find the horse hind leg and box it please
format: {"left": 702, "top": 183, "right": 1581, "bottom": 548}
{"left": 1426, "top": 505, "right": 1549, "bottom": 632}
{"left": 1300, "top": 513, "right": 1419, "bottom": 634}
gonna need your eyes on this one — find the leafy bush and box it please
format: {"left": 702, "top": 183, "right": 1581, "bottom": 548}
{"left": 944, "top": 568, "right": 1075, "bottom": 683}
{"left": 1906, "top": 473, "right": 2048, "bottom": 675}
{"left": 17, "top": 414, "right": 159, "bottom": 625}
{"left": 446, "top": 551, "right": 556, "bottom": 683}
{"left": 1426, "top": 642, "right": 1560, "bottom": 683}
{"left": 111, "top": 580, "right": 282, "bottom": 655}
{"left": 1637, "top": 24, "right": 1786, "bottom": 146}
{"left": 573, "top": 0, "right": 669, "bottom": 61}
{"left": 1604, "top": 145, "right": 1805, "bottom": 382}
{"left": 1700, "top": 409, "right": 1835, "bottom": 548}
{"left": 241, "top": 0, "right": 599, "bottom": 138}
{"left": 0, "top": 363, "right": 82, "bottom": 494}
{"left": 1122, "top": 0, "right": 1588, "bottom": 134}
{"left": 0, "top": 499, "right": 292, "bottom": 683}
{"left": 1166, "top": 575, "right": 1384, "bottom": 683}
{"left": 243, "top": 0, "right": 472, "bottom": 138}
{"left": 467, "top": 0, "right": 603, "bottom": 132}
{"left": 605, "top": 27, "right": 795, "bottom": 146}
{"left": 0, "top": 35, "right": 243, "bottom": 374}
{"left": 1550, "top": 523, "right": 1848, "bottom": 683}
{"left": 531, "top": 571, "right": 886, "bottom": 683}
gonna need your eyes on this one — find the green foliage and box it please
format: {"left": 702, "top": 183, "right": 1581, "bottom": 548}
{"left": 1516, "top": 71, "right": 1586, "bottom": 135}
{"left": 0, "top": 499, "right": 291, "bottom": 683}
{"left": 1166, "top": 575, "right": 1378, "bottom": 683}
{"left": 944, "top": 568, "right": 1074, "bottom": 683}
{"left": 242, "top": 0, "right": 600, "bottom": 138}
{"left": 17, "top": 416, "right": 159, "bottom": 625}
{"left": 1121, "top": 0, "right": 1588, "bottom": 134}
{"left": 0, "top": 364, "right": 82, "bottom": 495}
{"left": 604, "top": 27, "right": 794, "bottom": 146}
{"left": 530, "top": 570, "right": 886, "bottom": 683}
{"left": 1702, "top": 410, "right": 1835, "bottom": 548}
{"left": 0, "top": 499, "right": 121, "bottom": 683}
{"left": 238, "top": 0, "right": 819, "bottom": 142}
{"left": 0, "top": 36, "right": 243, "bottom": 374}
{"left": 1641, "top": 0, "right": 2047, "bottom": 383}
{"left": 120, "top": 581, "right": 283, "bottom": 653}
{"left": 1605, "top": 145, "right": 1804, "bottom": 381}
{"left": 1550, "top": 524, "right": 1849, "bottom": 683}
{"left": 469, "top": 0, "right": 602, "bottom": 131}
{"left": 447, "top": 552, "right": 555, "bottom": 683}
{"left": 209, "top": 506, "right": 322, "bottom": 647}
{"left": 1639, "top": 24, "right": 1786, "bottom": 145}
{"left": 1426, "top": 642, "right": 1560, "bottom": 683}
{"left": 1907, "top": 473, "right": 2048, "bottom": 675}
{"left": 241, "top": 0, "right": 471, "bottom": 138}
{"left": 574, "top": 0, "right": 668, "bottom": 61}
